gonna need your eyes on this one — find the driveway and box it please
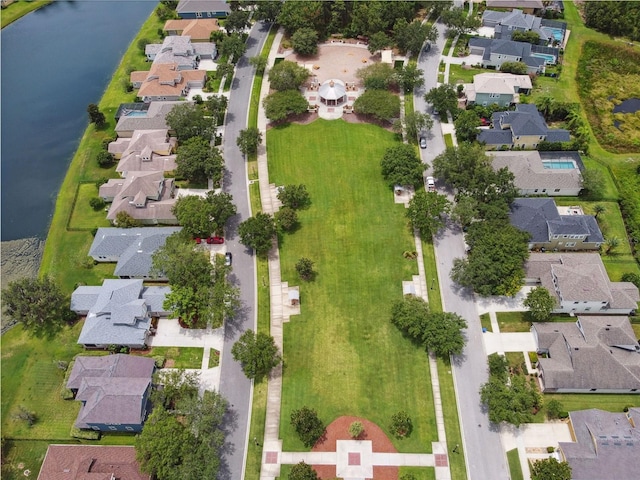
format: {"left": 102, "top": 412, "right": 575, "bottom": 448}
{"left": 149, "top": 318, "right": 224, "bottom": 351}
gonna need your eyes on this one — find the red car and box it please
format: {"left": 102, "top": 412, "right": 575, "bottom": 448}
{"left": 195, "top": 237, "right": 202, "bottom": 244}
{"left": 206, "top": 236, "right": 224, "bottom": 244}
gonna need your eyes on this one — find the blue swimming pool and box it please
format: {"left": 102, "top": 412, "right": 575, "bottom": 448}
{"left": 532, "top": 52, "right": 557, "bottom": 64}
{"left": 543, "top": 160, "right": 577, "bottom": 170}
{"left": 125, "top": 111, "right": 147, "bottom": 117}
{"left": 544, "top": 27, "right": 564, "bottom": 42}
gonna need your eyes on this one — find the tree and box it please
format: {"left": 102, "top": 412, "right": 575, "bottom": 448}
{"left": 406, "top": 190, "right": 451, "bottom": 238}
{"left": 176, "top": 137, "right": 224, "bottom": 185}
{"left": 219, "top": 33, "right": 247, "bottom": 63}
{"left": 115, "top": 211, "right": 141, "bottom": 228}
{"left": 500, "top": 61, "right": 528, "bottom": 75}
{"left": 238, "top": 212, "right": 277, "bottom": 256}
{"left": 424, "top": 84, "right": 458, "bottom": 118}
{"left": 621, "top": 272, "right": 640, "bottom": 289}
{"left": 204, "top": 94, "right": 228, "bottom": 125}
{"left": 275, "top": 206, "right": 299, "bottom": 232}
{"left": 348, "top": 421, "right": 364, "bottom": 438}
{"left": 441, "top": 7, "right": 481, "bottom": 36}
{"left": 593, "top": 203, "right": 605, "bottom": 219}
{"left": 604, "top": 236, "right": 620, "bottom": 255}
{"left": 353, "top": 89, "right": 401, "bottom": 123}
{"left": 96, "top": 150, "right": 114, "bottom": 167}
{"left": 511, "top": 30, "right": 540, "bottom": 45}
{"left": 237, "top": 127, "right": 263, "bottom": 156}
{"left": 367, "top": 31, "right": 390, "bottom": 54}
{"left": 268, "top": 60, "right": 310, "bottom": 91}
{"left": 295, "top": 257, "right": 315, "bottom": 281}
{"left": 535, "top": 95, "right": 555, "bottom": 120}
{"left": 232, "top": 330, "right": 282, "bottom": 380}
{"left": 422, "top": 312, "right": 467, "bottom": 358}
{"left": 530, "top": 458, "right": 572, "bottom": 480}
{"left": 206, "top": 191, "right": 237, "bottom": 234}
{"left": 480, "top": 375, "right": 541, "bottom": 426}
{"left": 87, "top": 103, "right": 106, "bottom": 128}
{"left": 163, "top": 285, "right": 210, "bottom": 326}
{"left": 545, "top": 399, "right": 564, "bottom": 420}
{"left": 390, "top": 296, "right": 430, "bottom": 341}
{"left": 254, "top": 0, "right": 282, "bottom": 22}
{"left": 397, "top": 63, "right": 425, "bottom": 93}
{"left": 224, "top": 9, "right": 250, "bottom": 34}
{"left": 215, "top": 62, "right": 235, "bottom": 83}
{"left": 453, "top": 110, "right": 481, "bottom": 143}
{"left": 165, "top": 103, "right": 213, "bottom": 142}
{"left": 209, "top": 253, "right": 240, "bottom": 328}
{"left": 277, "top": 184, "right": 311, "bottom": 210}
{"left": 356, "top": 62, "right": 397, "bottom": 91}
{"left": 291, "top": 27, "right": 319, "bottom": 56}
{"left": 488, "top": 353, "right": 509, "bottom": 383}
{"left": 451, "top": 195, "right": 479, "bottom": 229}
{"left": 152, "top": 233, "right": 213, "bottom": 288}
{"left": 249, "top": 55, "right": 268, "bottom": 73}
{"left": 151, "top": 368, "right": 200, "bottom": 409}
{"left": 390, "top": 411, "right": 412, "bottom": 438}
{"left": 291, "top": 406, "right": 325, "bottom": 448}
{"left": 404, "top": 111, "right": 434, "bottom": 143}
{"left": 580, "top": 168, "right": 605, "bottom": 200}
{"left": 380, "top": 144, "right": 426, "bottom": 189}
{"left": 393, "top": 19, "right": 438, "bottom": 55}
{"left": 172, "top": 192, "right": 237, "bottom": 238}
{"left": 289, "top": 461, "right": 319, "bottom": 480}
{"left": 523, "top": 287, "right": 556, "bottom": 322}
{"left": 263, "top": 90, "right": 309, "bottom": 122}
{"left": 277, "top": 1, "right": 327, "bottom": 36}
{"left": 12, "top": 405, "right": 37, "bottom": 427}
{"left": 89, "top": 197, "right": 105, "bottom": 211}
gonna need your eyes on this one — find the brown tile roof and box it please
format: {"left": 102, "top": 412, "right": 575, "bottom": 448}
{"left": 104, "top": 172, "right": 177, "bottom": 223}
{"left": 37, "top": 445, "right": 150, "bottom": 480}
{"left": 133, "top": 63, "right": 206, "bottom": 100}
{"left": 164, "top": 18, "right": 219, "bottom": 41}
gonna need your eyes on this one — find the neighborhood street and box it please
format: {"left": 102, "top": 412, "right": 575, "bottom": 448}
{"left": 218, "top": 21, "right": 271, "bottom": 480}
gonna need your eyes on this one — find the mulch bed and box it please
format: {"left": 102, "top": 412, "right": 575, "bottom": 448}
{"left": 311, "top": 416, "right": 399, "bottom": 480}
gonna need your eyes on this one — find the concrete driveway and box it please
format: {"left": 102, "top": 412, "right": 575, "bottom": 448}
{"left": 149, "top": 318, "right": 224, "bottom": 351}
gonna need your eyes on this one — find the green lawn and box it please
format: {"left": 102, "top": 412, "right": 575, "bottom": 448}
{"left": 1, "top": 0, "right": 52, "bottom": 28}
{"left": 147, "top": 346, "right": 203, "bottom": 369}
{"left": 542, "top": 393, "right": 640, "bottom": 413}
{"left": 448, "top": 64, "right": 482, "bottom": 84}
{"left": 480, "top": 313, "right": 492, "bottom": 333}
{"left": 495, "top": 312, "right": 531, "bottom": 333}
{"left": 269, "top": 120, "right": 436, "bottom": 452}
{"left": 68, "top": 183, "right": 112, "bottom": 230}
{"left": 506, "top": 449, "right": 524, "bottom": 480}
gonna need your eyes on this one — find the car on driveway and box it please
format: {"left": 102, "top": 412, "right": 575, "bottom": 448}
{"left": 426, "top": 176, "right": 436, "bottom": 192}
{"left": 225, "top": 252, "right": 232, "bottom": 266}
{"left": 207, "top": 236, "right": 224, "bottom": 244}
{"left": 419, "top": 136, "right": 427, "bottom": 149}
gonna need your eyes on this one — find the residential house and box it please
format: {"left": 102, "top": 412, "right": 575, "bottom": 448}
{"left": 71, "top": 278, "right": 171, "bottom": 349}
{"left": 468, "top": 37, "right": 559, "bottom": 74}
{"left": 558, "top": 408, "right": 640, "bottom": 479}
{"left": 532, "top": 316, "right": 640, "bottom": 393}
{"left": 38, "top": 445, "right": 151, "bottom": 480}
{"left": 115, "top": 101, "right": 187, "bottom": 138}
{"left": 478, "top": 103, "right": 570, "bottom": 149}
{"left": 463, "top": 72, "right": 532, "bottom": 107}
{"left": 109, "top": 129, "right": 177, "bottom": 177}
{"left": 131, "top": 63, "right": 206, "bottom": 103}
{"left": 482, "top": 8, "right": 567, "bottom": 45}
{"left": 67, "top": 354, "right": 156, "bottom": 432}
{"left": 164, "top": 18, "right": 220, "bottom": 42}
{"left": 176, "top": 0, "right": 230, "bottom": 19}
{"left": 509, "top": 198, "right": 603, "bottom": 250}
{"left": 485, "top": 0, "right": 543, "bottom": 14}
{"left": 99, "top": 171, "right": 177, "bottom": 225}
{"left": 524, "top": 253, "right": 640, "bottom": 315}
{"left": 89, "top": 227, "right": 182, "bottom": 279}
{"left": 489, "top": 150, "right": 584, "bottom": 196}
{"left": 145, "top": 35, "right": 216, "bottom": 67}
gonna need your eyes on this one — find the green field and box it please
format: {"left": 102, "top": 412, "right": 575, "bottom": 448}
{"left": 268, "top": 120, "right": 437, "bottom": 452}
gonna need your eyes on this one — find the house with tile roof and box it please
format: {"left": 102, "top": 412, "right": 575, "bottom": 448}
{"left": 115, "top": 101, "right": 187, "bottom": 138}
{"left": 109, "top": 129, "right": 177, "bottom": 177}
{"left": 524, "top": 253, "right": 640, "bottom": 315}
{"left": 482, "top": 8, "right": 567, "bottom": 45}
{"left": 145, "top": 35, "right": 216, "bottom": 68}
{"left": 468, "top": 37, "right": 559, "bottom": 74}
{"left": 489, "top": 150, "right": 584, "bottom": 196}
{"left": 99, "top": 171, "right": 177, "bottom": 225}
{"left": 164, "top": 18, "right": 220, "bottom": 42}
{"left": 485, "top": 0, "right": 543, "bottom": 14}
{"left": 509, "top": 198, "right": 603, "bottom": 251}
{"left": 71, "top": 279, "right": 171, "bottom": 348}
{"left": 67, "top": 354, "right": 155, "bottom": 432}
{"left": 131, "top": 63, "right": 206, "bottom": 103}
{"left": 89, "top": 227, "right": 182, "bottom": 279}
{"left": 463, "top": 72, "right": 532, "bottom": 107}
{"left": 478, "top": 103, "right": 570, "bottom": 149}
{"left": 558, "top": 408, "right": 640, "bottom": 479}
{"left": 176, "top": 0, "right": 230, "bottom": 19}
{"left": 532, "top": 316, "right": 640, "bottom": 393}
{"left": 38, "top": 445, "right": 151, "bottom": 480}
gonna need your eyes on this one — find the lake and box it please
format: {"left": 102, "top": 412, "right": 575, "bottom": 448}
{"left": 0, "top": 0, "right": 156, "bottom": 241}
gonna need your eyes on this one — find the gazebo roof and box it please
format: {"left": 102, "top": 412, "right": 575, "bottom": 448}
{"left": 319, "top": 79, "right": 346, "bottom": 101}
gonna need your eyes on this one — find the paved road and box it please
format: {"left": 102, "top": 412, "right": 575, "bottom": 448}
{"left": 415, "top": 19, "right": 510, "bottom": 480}
{"left": 218, "top": 21, "right": 271, "bottom": 480}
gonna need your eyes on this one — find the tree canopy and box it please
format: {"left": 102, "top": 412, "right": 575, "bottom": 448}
{"left": 236, "top": 126, "right": 263, "bottom": 156}
{"left": 353, "top": 89, "right": 400, "bottom": 122}
{"left": 219, "top": 33, "right": 247, "bottom": 63}
{"left": 406, "top": 190, "right": 451, "bottom": 238}
{"left": 584, "top": 1, "right": 640, "bottom": 41}
{"left": 453, "top": 110, "right": 481, "bottom": 143}
{"left": 523, "top": 286, "right": 556, "bottom": 322}
{"left": 393, "top": 19, "right": 438, "bottom": 55}
{"left": 231, "top": 329, "right": 282, "bottom": 380}
{"left": 530, "top": 458, "right": 572, "bottom": 480}
{"left": 165, "top": 103, "right": 213, "bottom": 142}
{"left": 268, "top": 60, "right": 310, "bottom": 92}
{"left": 263, "top": 90, "right": 309, "bottom": 122}
{"left": 238, "top": 212, "right": 277, "bottom": 256}
{"left": 87, "top": 103, "right": 106, "bottom": 128}
{"left": 397, "top": 63, "right": 425, "bottom": 93}
{"left": 289, "top": 461, "right": 319, "bottom": 480}
{"left": 441, "top": 7, "right": 481, "bottom": 36}
{"left": 356, "top": 62, "right": 397, "bottom": 91}
{"left": 290, "top": 406, "right": 325, "bottom": 448}
{"left": 424, "top": 84, "right": 459, "bottom": 118}
{"left": 172, "top": 191, "right": 237, "bottom": 238}
{"left": 479, "top": 375, "right": 541, "bottom": 426}
{"left": 224, "top": 9, "right": 250, "bottom": 34}
{"left": 500, "top": 61, "right": 529, "bottom": 75}
{"left": 176, "top": 136, "right": 224, "bottom": 185}
{"left": 380, "top": 143, "right": 426, "bottom": 189}
{"left": 277, "top": 184, "right": 311, "bottom": 210}
{"left": 291, "top": 27, "right": 319, "bottom": 56}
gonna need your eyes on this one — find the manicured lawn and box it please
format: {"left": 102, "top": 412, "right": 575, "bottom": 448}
{"left": 68, "top": 183, "right": 112, "bottom": 230}
{"left": 0, "top": 440, "right": 50, "bottom": 480}
{"left": 448, "top": 64, "right": 482, "bottom": 84}
{"left": 480, "top": 313, "right": 492, "bottom": 333}
{"left": 542, "top": 393, "right": 640, "bottom": 413}
{"left": 1, "top": 0, "right": 52, "bottom": 28}
{"left": 443, "top": 133, "right": 454, "bottom": 148}
{"left": 399, "top": 466, "right": 436, "bottom": 480}
{"left": 269, "top": 120, "right": 436, "bottom": 452}
{"left": 506, "top": 448, "right": 524, "bottom": 480}
{"left": 146, "top": 346, "right": 203, "bottom": 369}
{"left": 495, "top": 312, "right": 530, "bottom": 333}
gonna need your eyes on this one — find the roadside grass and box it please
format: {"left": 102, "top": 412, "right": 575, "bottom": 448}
{"left": 208, "top": 349, "right": 220, "bottom": 368}
{"left": 269, "top": 120, "right": 436, "bottom": 453}
{"left": 506, "top": 449, "right": 524, "bottom": 480}
{"left": 0, "top": 0, "right": 52, "bottom": 28}
{"left": 480, "top": 313, "right": 492, "bottom": 332}
{"left": 444, "top": 133, "right": 454, "bottom": 148}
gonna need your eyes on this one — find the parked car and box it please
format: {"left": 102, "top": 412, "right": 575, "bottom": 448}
{"left": 225, "top": 252, "right": 232, "bottom": 266}
{"left": 419, "top": 136, "right": 427, "bottom": 149}
{"left": 426, "top": 176, "right": 436, "bottom": 192}
{"left": 207, "top": 236, "right": 224, "bottom": 244}
{"left": 194, "top": 237, "right": 202, "bottom": 244}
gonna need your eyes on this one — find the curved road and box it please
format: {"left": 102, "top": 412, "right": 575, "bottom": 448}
{"left": 218, "top": 21, "right": 271, "bottom": 480}
{"left": 415, "top": 20, "right": 510, "bottom": 480}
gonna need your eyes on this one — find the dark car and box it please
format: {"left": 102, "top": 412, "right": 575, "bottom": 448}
{"left": 419, "top": 136, "right": 427, "bottom": 149}
{"left": 206, "top": 236, "right": 224, "bottom": 244}
{"left": 225, "top": 252, "right": 232, "bottom": 266}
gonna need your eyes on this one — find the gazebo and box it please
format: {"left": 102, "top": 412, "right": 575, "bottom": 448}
{"left": 318, "top": 79, "right": 347, "bottom": 106}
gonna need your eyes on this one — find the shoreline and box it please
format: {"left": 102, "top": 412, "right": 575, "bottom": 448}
{"left": 0, "top": 0, "right": 53, "bottom": 29}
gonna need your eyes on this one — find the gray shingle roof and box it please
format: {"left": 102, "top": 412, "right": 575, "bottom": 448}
{"left": 560, "top": 408, "right": 640, "bottom": 480}
{"left": 67, "top": 354, "right": 155, "bottom": 390}
{"left": 478, "top": 129, "right": 513, "bottom": 145}
{"left": 115, "top": 101, "right": 188, "bottom": 135}
{"left": 177, "top": 0, "right": 230, "bottom": 15}
{"left": 482, "top": 104, "right": 570, "bottom": 145}
{"left": 142, "top": 286, "right": 172, "bottom": 314}
{"left": 535, "top": 316, "right": 640, "bottom": 391}
{"left": 509, "top": 198, "right": 560, "bottom": 242}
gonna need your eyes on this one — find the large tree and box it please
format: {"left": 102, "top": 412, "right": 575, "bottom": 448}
{"left": 224, "top": 9, "right": 250, "bottom": 34}
{"left": 441, "top": 7, "right": 481, "bottom": 36}
{"left": 404, "top": 111, "right": 434, "bottom": 143}
{"left": 397, "top": 63, "right": 425, "bottom": 93}
{"left": 530, "top": 458, "right": 572, "bottom": 480}
{"left": 238, "top": 212, "right": 277, "bottom": 256}
{"left": 291, "top": 27, "right": 319, "bottom": 56}
{"left": 393, "top": 19, "right": 438, "bottom": 56}
{"left": 165, "top": 103, "right": 213, "bottom": 142}
{"left": 356, "top": 62, "right": 397, "bottom": 91}
{"left": 290, "top": 406, "right": 325, "bottom": 448}
{"left": 289, "top": 461, "right": 319, "bottom": 480}
{"left": 479, "top": 375, "right": 541, "bottom": 426}
{"left": 87, "top": 103, "right": 106, "bottom": 128}
{"left": 152, "top": 233, "right": 213, "bottom": 288}
{"left": 263, "top": 90, "right": 309, "bottom": 122}
{"left": 231, "top": 329, "right": 282, "bottom": 380}
{"left": 219, "top": 33, "right": 247, "bottom": 63}
{"left": 424, "top": 83, "right": 459, "bottom": 118}
{"left": 353, "top": 89, "right": 400, "bottom": 122}
{"left": 204, "top": 94, "right": 228, "bottom": 126}
{"left": 421, "top": 312, "right": 467, "bottom": 357}
{"left": 176, "top": 137, "right": 224, "bottom": 185}
{"left": 367, "top": 31, "right": 390, "bottom": 55}
{"left": 254, "top": 0, "right": 282, "bottom": 22}
{"left": 172, "top": 192, "right": 237, "bottom": 238}
{"left": 453, "top": 109, "right": 481, "bottom": 143}
{"left": 277, "top": 184, "right": 311, "bottom": 210}
{"left": 390, "top": 296, "right": 430, "bottom": 340}
{"left": 406, "top": 190, "right": 451, "bottom": 238}
{"left": 380, "top": 143, "right": 426, "bottom": 189}
{"left": 276, "top": 0, "right": 327, "bottom": 36}
{"left": 268, "top": 60, "right": 310, "bottom": 91}
{"left": 236, "top": 126, "right": 263, "bottom": 156}
{"left": 523, "top": 287, "right": 556, "bottom": 322}
{"left": 2, "top": 277, "right": 74, "bottom": 336}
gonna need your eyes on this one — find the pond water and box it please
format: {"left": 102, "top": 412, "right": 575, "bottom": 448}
{"left": 612, "top": 97, "right": 640, "bottom": 130}
{"left": 0, "top": 0, "right": 156, "bottom": 241}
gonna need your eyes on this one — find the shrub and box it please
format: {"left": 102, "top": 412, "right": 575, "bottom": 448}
{"left": 89, "top": 197, "right": 106, "bottom": 211}
{"left": 528, "top": 351, "right": 539, "bottom": 364}
{"left": 547, "top": 446, "right": 555, "bottom": 453}
{"left": 348, "top": 421, "right": 364, "bottom": 438}
{"left": 96, "top": 150, "right": 114, "bottom": 167}
{"left": 70, "top": 426, "right": 101, "bottom": 440}
{"left": 291, "top": 406, "right": 325, "bottom": 448}
{"left": 546, "top": 399, "right": 564, "bottom": 420}
{"left": 61, "top": 388, "right": 75, "bottom": 400}
{"left": 153, "top": 355, "right": 166, "bottom": 368}
{"left": 390, "top": 411, "right": 412, "bottom": 438}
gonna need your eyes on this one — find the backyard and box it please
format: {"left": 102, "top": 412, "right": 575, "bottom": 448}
{"left": 268, "top": 120, "right": 437, "bottom": 453}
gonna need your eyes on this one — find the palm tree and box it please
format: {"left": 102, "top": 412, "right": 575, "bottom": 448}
{"left": 593, "top": 204, "right": 605, "bottom": 219}
{"left": 536, "top": 95, "right": 555, "bottom": 120}
{"left": 565, "top": 108, "right": 583, "bottom": 129}
{"left": 604, "top": 236, "right": 620, "bottom": 255}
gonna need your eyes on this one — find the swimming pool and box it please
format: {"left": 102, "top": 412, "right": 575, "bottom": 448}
{"left": 543, "top": 27, "right": 564, "bottom": 43}
{"left": 542, "top": 160, "right": 577, "bottom": 170}
{"left": 532, "top": 52, "right": 557, "bottom": 64}
{"left": 125, "top": 111, "right": 147, "bottom": 117}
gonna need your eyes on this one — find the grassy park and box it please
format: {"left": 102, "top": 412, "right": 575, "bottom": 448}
{"left": 268, "top": 120, "right": 437, "bottom": 452}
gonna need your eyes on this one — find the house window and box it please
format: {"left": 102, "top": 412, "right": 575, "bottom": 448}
{"left": 540, "top": 136, "right": 544, "bottom": 140}
{"left": 109, "top": 426, "right": 117, "bottom": 431}
{"left": 565, "top": 242, "right": 576, "bottom": 247}
{"left": 563, "top": 235, "right": 568, "bottom": 238}
{"left": 542, "top": 189, "right": 547, "bottom": 192}
{"left": 554, "top": 189, "right": 560, "bottom": 192}
{"left": 92, "top": 426, "right": 100, "bottom": 431}
{"left": 196, "top": 12, "right": 203, "bottom": 18}
{"left": 534, "top": 189, "right": 539, "bottom": 193}
{"left": 207, "top": 11, "right": 211, "bottom": 17}
{"left": 125, "top": 426, "right": 134, "bottom": 431}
